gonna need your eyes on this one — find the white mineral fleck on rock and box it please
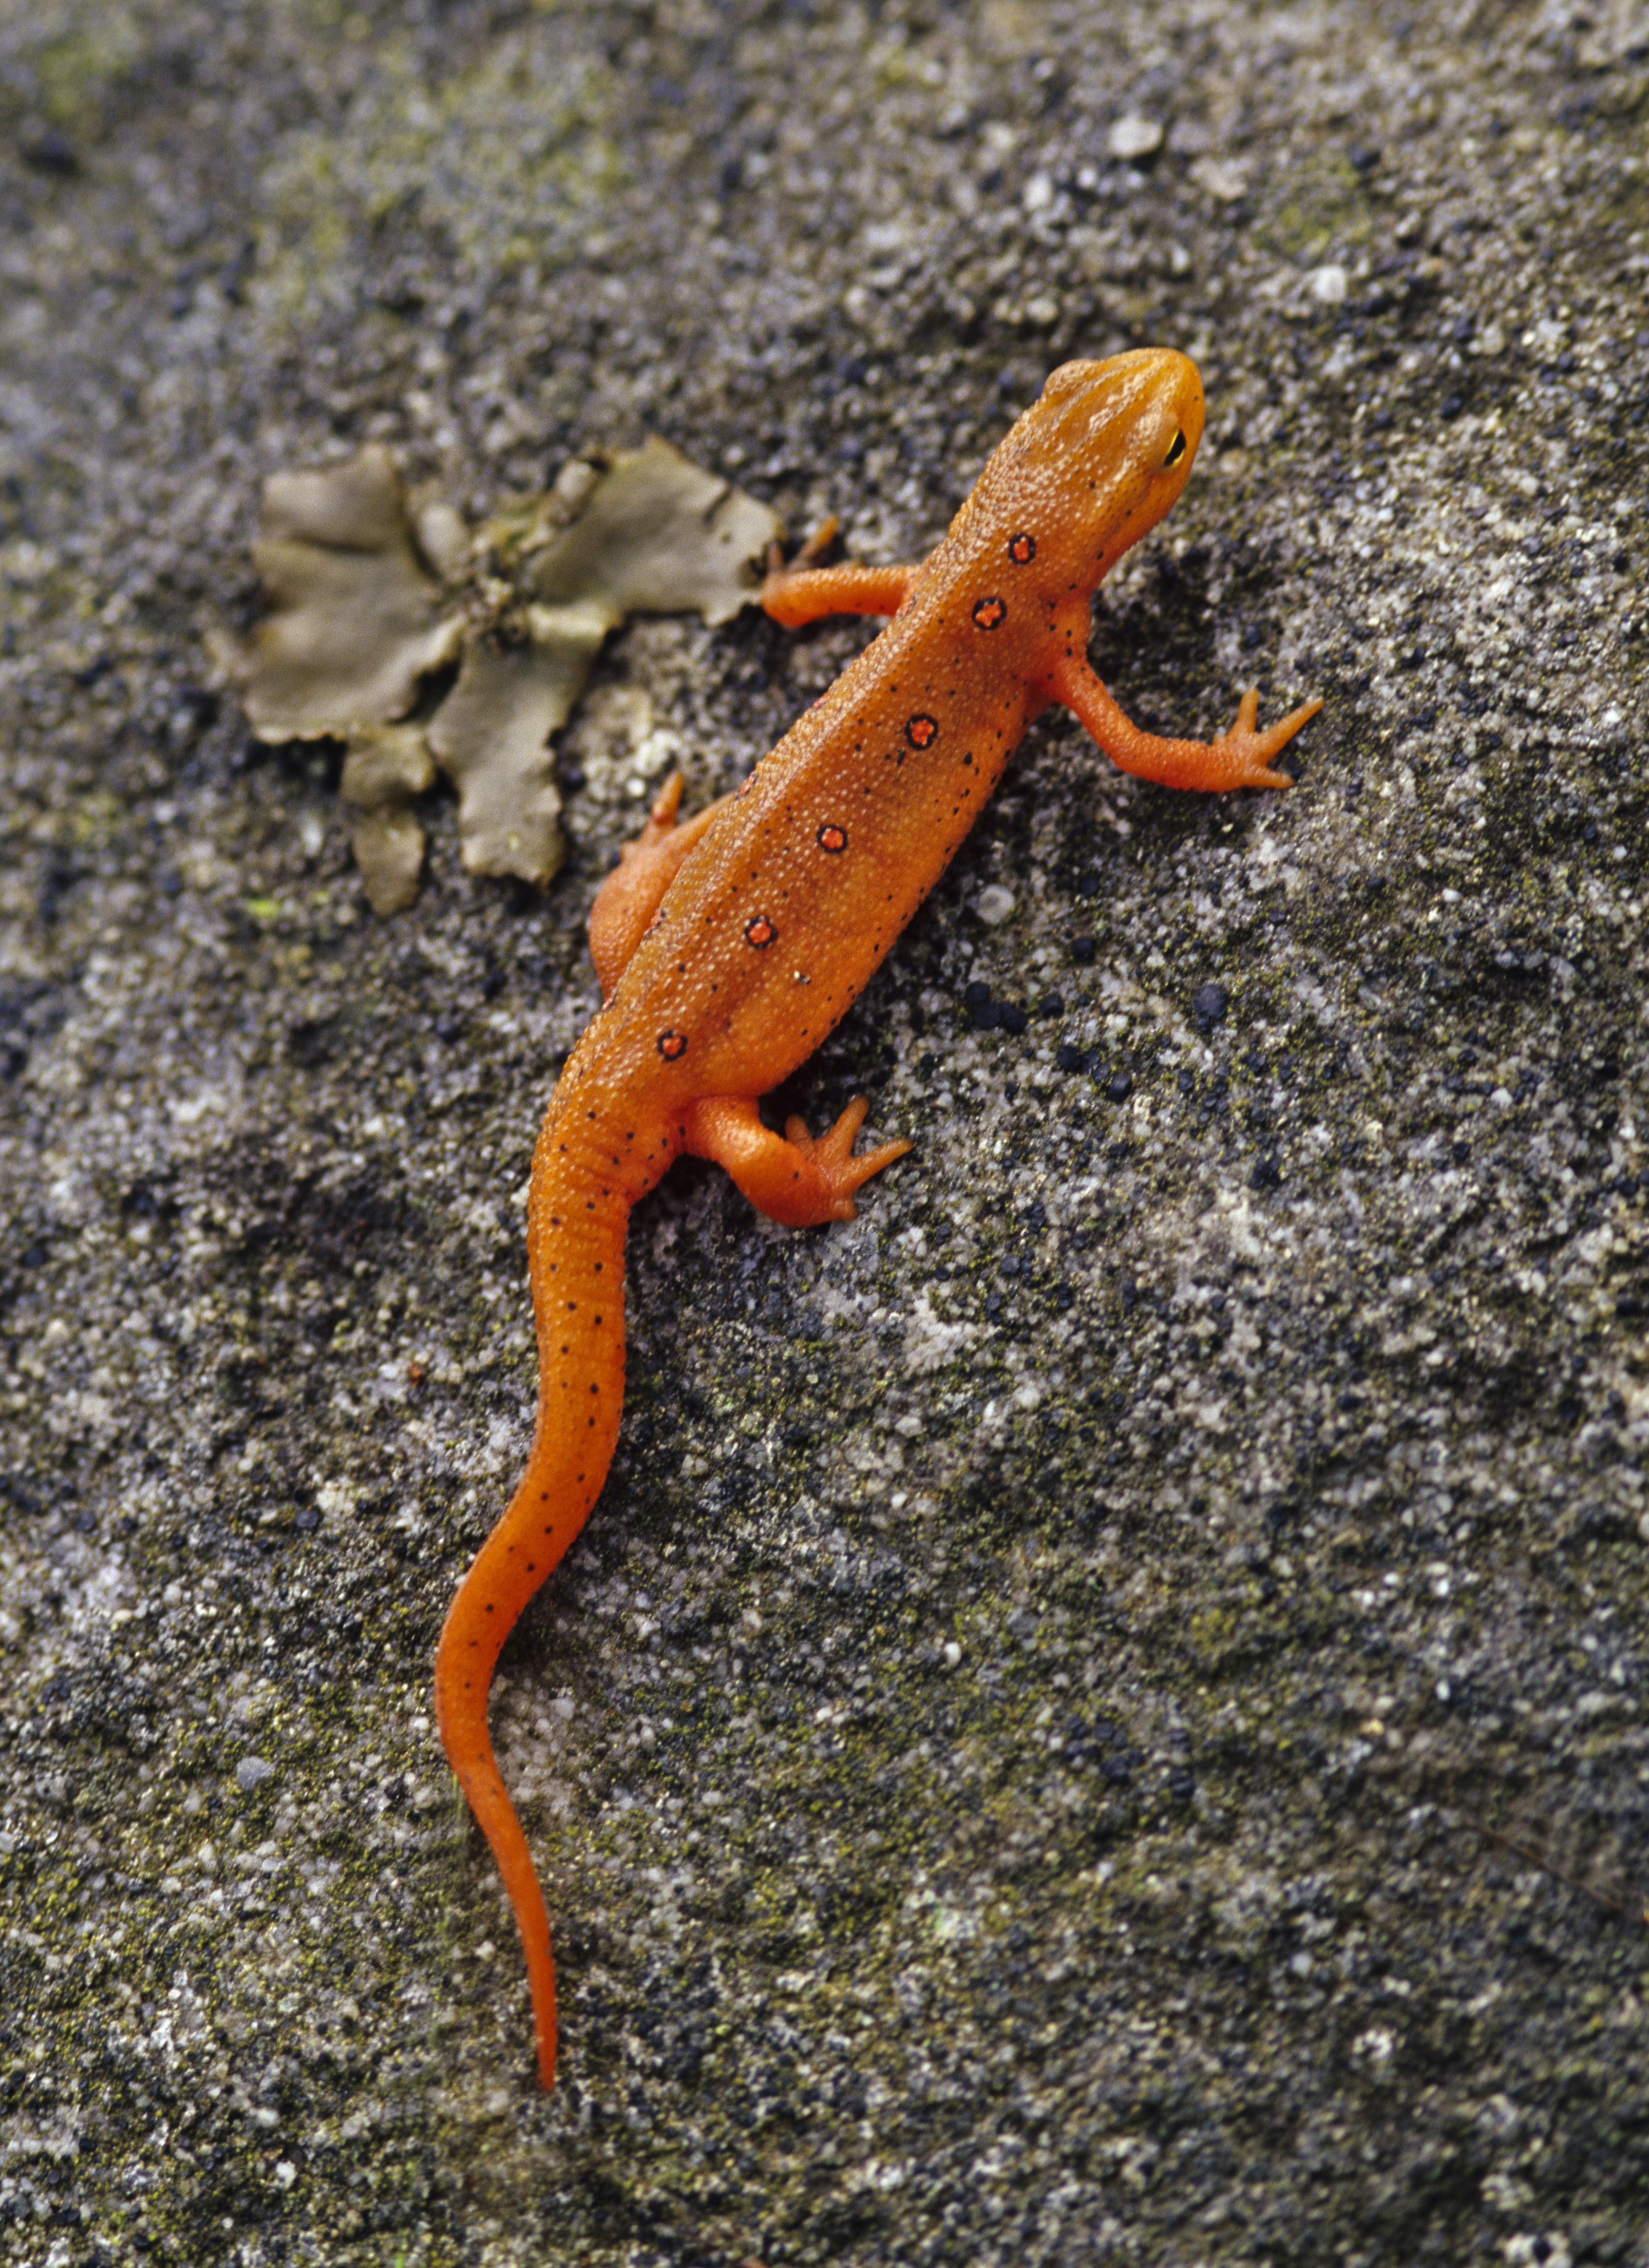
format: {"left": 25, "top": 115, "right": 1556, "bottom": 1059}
{"left": 1108, "top": 114, "right": 1163, "bottom": 161}
{"left": 1191, "top": 156, "right": 1248, "bottom": 201}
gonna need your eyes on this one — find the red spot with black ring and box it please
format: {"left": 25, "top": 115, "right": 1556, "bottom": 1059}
{"left": 656, "top": 1030, "right": 688, "bottom": 1060}
{"left": 817, "top": 824, "right": 848, "bottom": 854}
{"left": 1007, "top": 531, "right": 1036, "bottom": 565}
{"left": 904, "top": 713, "right": 939, "bottom": 749}
{"left": 744, "top": 915, "right": 777, "bottom": 948}
{"left": 972, "top": 596, "right": 1007, "bottom": 630}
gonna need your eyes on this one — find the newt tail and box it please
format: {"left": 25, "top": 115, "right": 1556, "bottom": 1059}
{"left": 434, "top": 1116, "right": 640, "bottom": 2089}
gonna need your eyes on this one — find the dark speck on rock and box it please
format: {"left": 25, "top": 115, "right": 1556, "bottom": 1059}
{"left": 21, "top": 123, "right": 80, "bottom": 175}
{"left": 1193, "top": 980, "right": 1229, "bottom": 1031}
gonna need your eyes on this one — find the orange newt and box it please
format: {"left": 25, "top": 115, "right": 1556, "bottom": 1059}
{"left": 434, "top": 348, "right": 1322, "bottom": 2087}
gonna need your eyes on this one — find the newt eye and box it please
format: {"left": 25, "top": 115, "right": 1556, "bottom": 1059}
{"left": 1164, "top": 429, "right": 1187, "bottom": 467}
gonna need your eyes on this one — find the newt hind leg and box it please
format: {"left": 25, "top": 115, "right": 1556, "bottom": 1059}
{"left": 588, "top": 772, "right": 730, "bottom": 1000}
{"left": 683, "top": 1094, "right": 911, "bottom": 1227}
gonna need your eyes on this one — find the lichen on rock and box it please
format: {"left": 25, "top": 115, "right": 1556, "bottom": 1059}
{"left": 525, "top": 434, "right": 781, "bottom": 626}
{"left": 217, "top": 443, "right": 465, "bottom": 742}
{"left": 425, "top": 619, "right": 605, "bottom": 890}
{"left": 215, "top": 436, "right": 781, "bottom": 913}
{"left": 339, "top": 723, "right": 439, "bottom": 915}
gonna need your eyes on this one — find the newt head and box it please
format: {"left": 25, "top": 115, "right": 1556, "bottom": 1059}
{"left": 961, "top": 347, "right": 1207, "bottom": 596}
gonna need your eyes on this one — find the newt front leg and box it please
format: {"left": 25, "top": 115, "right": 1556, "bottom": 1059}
{"left": 1046, "top": 653, "right": 1322, "bottom": 794}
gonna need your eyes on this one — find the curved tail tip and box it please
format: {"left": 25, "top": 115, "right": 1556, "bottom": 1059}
{"left": 528, "top": 1960, "right": 559, "bottom": 2088}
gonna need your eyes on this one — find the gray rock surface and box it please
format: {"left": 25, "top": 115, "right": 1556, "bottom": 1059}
{"left": 2, "top": 3, "right": 1646, "bottom": 2264}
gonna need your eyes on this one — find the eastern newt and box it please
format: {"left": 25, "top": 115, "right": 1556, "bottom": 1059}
{"left": 435, "top": 348, "right": 1322, "bottom": 2087}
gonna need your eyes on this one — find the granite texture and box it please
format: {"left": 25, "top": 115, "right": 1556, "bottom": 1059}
{"left": 1, "top": 3, "right": 1646, "bottom": 2264}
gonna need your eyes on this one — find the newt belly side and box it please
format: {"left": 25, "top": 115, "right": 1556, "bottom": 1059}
{"left": 433, "top": 348, "right": 1322, "bottom": 2086}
